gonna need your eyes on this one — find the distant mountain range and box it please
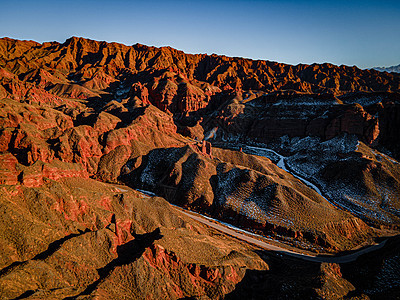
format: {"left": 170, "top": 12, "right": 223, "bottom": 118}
{"left": 373, "top": 64, "right": 400, "bottom": 73}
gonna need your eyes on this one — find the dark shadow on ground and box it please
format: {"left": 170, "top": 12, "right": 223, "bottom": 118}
{"left": 65, "top": 227, "right": 163, "bottom": 299}
{"left": 0, "top": 229, "right": 91, "bottom": 278}
{"left": 340, "top": 235, "right": 400, "bottom": 299}
{"left": 225, "top": 249, "right": 322, "bottom": 300}
{"left": 11, "top": 290, "right": 35, "bottom": 300}
{"left": 227, "top": 235, "right": 400, "bottom": 299}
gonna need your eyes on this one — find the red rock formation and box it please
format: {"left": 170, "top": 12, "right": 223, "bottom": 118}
{"left": 92, "top": 112, "right": 121, "bottom": 135}
{"left": 0, "top": 153, "right": 20, "bottom": 185}
{"left": 56, "top": 125, "right": 102, "bottom": 175}
{"left": 1, "top": 37, "right": 399, "bottom": 116}
{"left": 216, "top": 93, "right": 382, "bottom": 146}
{"left": 0, "top": 36, "right": 399, "bottom": 299}
{"left": 122, "top": 146, "right": 374, "bottom": 251}
{"left": 102, "top": 105, "right": 185, "bottom": 155}
{"left": 148, "top": 78, "right": 178, "bottom": 112}
{"left": 325, "top": 104, "right": 380, "bottom": 145}
{"left": 177, "top": 82, "right": 209, "bottom": 113}
{"left": 42, "top": 160, "right": 89, "bottom": 181}
{"left": 129, "top": 82, "right": 150, "bottom": 105}
{"left": 193, "top": 140, "right": 213, "bottom": 158}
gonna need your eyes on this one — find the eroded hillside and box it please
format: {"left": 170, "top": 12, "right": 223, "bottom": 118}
{"left": 0, "top": 37, "right": 399, "bottom": 299}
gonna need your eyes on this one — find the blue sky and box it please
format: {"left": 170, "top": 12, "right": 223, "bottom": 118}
{"left": 1, "top": 0, "right": 399, "bottom": 68}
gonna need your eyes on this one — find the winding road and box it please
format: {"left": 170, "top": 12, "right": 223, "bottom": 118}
{"left": 133, "top": 188, "right": 387, "bottom": 264}
{"left": 243, "top": 145, "right": 326, "bottom": 199}
{"left": 173, "top": 206, "right": 387, "bottom": 263}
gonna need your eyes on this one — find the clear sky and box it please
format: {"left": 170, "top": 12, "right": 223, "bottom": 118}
{"left": 1, "top": 0, "right": 399, "bottom": 69}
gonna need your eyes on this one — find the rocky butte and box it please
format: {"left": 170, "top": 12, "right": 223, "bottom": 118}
{"left": 0, "top": 36, "right": 399, "bottom": 299}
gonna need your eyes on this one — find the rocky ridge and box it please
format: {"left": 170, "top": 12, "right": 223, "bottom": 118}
{"left": 374, "top": 64, "right": 400, "bottom": 74}
{"left": 0, "top": 37, "right": 399, "bottom": 298}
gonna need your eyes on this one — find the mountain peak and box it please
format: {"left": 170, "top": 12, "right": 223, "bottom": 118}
{"left": 373, "top": 63, "right": 400, "bottom": 73}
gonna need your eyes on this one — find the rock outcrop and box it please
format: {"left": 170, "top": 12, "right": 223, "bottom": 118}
{"left": 0, "top": 37, "right": 399, "bottom": 299}
{"left": 121, "top": 146, "right": 373, "bottom": 252}
{"left": 0, "top": 98, "right": 187, "bottom": 181}
{"left": 212, "top": 93, "right": 381, "bottom": 147}
{"left": 1, "top": 37, "right": 399, "bottom": 116}
{"left": 0, "top": 179, "right": 266, "bottom": 299}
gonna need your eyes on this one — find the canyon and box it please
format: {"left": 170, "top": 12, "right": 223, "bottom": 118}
{"left": 0, "top": 37, "right": 399, "bottom": 299}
